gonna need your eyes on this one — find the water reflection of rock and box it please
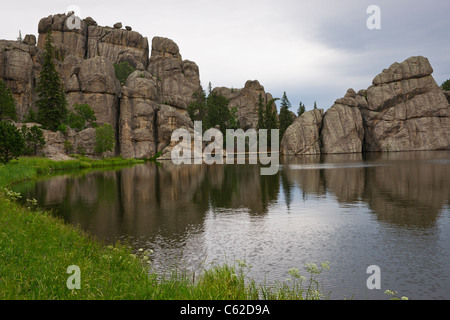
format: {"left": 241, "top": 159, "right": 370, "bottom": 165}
{"left": 32, "top": 151, "right": 450, "bottom": 240}
{"left": 118, "top": 162, "right": 208, "bottom": 239}
{"left": 281, "top": 152, "right": 450, "bottom": 228}
{"left": 362, "top": 152, "right": 450, "bottom": 228}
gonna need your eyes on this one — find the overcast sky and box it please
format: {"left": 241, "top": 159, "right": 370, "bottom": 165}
{"left": 2, "top": 0, "right": 450, "bottom": 111}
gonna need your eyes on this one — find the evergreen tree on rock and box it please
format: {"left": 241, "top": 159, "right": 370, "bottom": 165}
{"left": 0, "top": 79, "right": 17, "bottom": 121}
{"left": 278, "top": 91, "right": 294, "bottom": 142}
{"left": 36, "top": 30, "right": 68, "bottom": 131}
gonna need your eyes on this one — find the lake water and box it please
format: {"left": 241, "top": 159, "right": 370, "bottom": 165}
{"left": 13, "top": 151, "right": 450, "bottom": 300}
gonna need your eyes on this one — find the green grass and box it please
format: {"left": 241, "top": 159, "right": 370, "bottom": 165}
{"left": 0, "top": 156, "right": 332, "bottom": 300}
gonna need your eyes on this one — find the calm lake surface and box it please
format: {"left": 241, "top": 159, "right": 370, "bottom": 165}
{"left": 13, "top": 151, "right": 450, "bottom": 300}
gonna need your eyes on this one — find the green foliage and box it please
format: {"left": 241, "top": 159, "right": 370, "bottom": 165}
{"left": 24, "top": 109, "right": 37, "bottom": 123}
{"left": 95, "top": 123, "right": 116, "bottom": 155}
{"left": 257, "top": 93, "right": 265, "bottom": 131}
{"left": 187, "top": 89, "right": 207, "bottom": 123}
{"left": 228, "top": 106, "right": 239, "bottom": 130}
{"left": 256, "top": 93, "right": 279, "bottom": 145}
{"left": 278, "top": 92, "right": 295, "bottom": 142}
{"left": 187, "top": 86, "right": 239, "bottom": 135}
{"left": 57, "top": 123, "right": 68, "bottom": 135}
{"left": 67, "top": 103, "right": 97, "bottom": 131}
{"left": 442, "top": 79, "right": 450, "bottom": 91}
{"left": 63, "top": 140, "right": 73, "bottom": 154}
{"left": 384, "top": 290, "right": 409, "bottom": 300}
{"left": 114, "top": 62, "right": 136, "bottom": 85}
{"left": 205, "top": 91, "right": 235, "bottom": 134}
{"left": 35, "top": 30, "right": 68, "bottom": 131}
{"left": 0, "top": 121, "right": 24, "bottom": 164}
{"left": 20, "top": 125, "right": 46, "bottom": 156}
{"left": 297, "top": 101, "right": 306, "bottom": 116}
{"left": 0, "top": 79, "right": 17, "bottom": 121}
{"left": 257, "top": 94, "right": 279, "bottom": 131}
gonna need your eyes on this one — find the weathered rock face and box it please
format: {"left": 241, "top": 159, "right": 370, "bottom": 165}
{"left": 41, "top": 127, "right": 103, "bottom": 159}
{"left": 14, "top": 122, "right": 103, "bottom": 160}
{"left": 60, "top": 55, "right": 121, "bottom": 128}
{"left": 280, "top": 109, "right": 323, "bottom": 155}
{"left": 321, "top": 88, "right": 365, "bottom": 154}
{"left": 87, "top": 25, "right": 149, "bottom": 70}
{"left": 147, "top": 37, "right": 201, "bottom": 110}
{"left": 444, "top": 90, "right": 450, "bottom": 104}
{"left": 38, "top": 13, "right": 88, "bottom": 60}
{"left": 38, "top": 13, "right": 149, "bottom": 70}
{"left": 156, "top": 104, "right": 194, "bottom": 157}
{"left": 213, "top": 80, "right": 277, "bottom": 130}
{"left": 119, "top": 70, "right": 159, "bottom": 159}
{"left": 0, "top": 40, "right": 37, "bottom": 120}
{"left": 361, "top": 56, "right": 450, "bottom": 152}
{"left": 281, "top": 56, "right": 449, "bottom": 155}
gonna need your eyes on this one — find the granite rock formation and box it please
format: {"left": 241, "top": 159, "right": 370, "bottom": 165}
{"left": 321, "top": 88, "right": 365, "bottom": 154}
{"left": 0, "top": 40, "right": 37, "bottom": 120}
{"left": 147, "top": 37, "right": 202, "bottom": 110}
{"left": 213, "top": 80, "right": 278, "bottom": 130}
{"left": 281, "top": 56, "right": 449, "bottom": 155}
{"left": 361, "top": 56, "right": 449, "bottom": 152}
{"left": 119, "top": 70, "right": 159, "bottom": 159}
{"left": 1, "top": 13, "right": 448, "bottom": 160}
{"left": 37, "top": 13, "right": 149, "bottom": 70}
{"left": 280, "top": 108, "right": 323, "bottom": 155}
{"left": 60, "top": 55, "right": 121, "bottom": 128}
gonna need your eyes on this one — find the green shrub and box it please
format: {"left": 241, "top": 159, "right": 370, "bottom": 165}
{"left": 442, "top": 79, "right": 450, "bottom": 91}
{"left": 95, "top": 123, "right": 116, "bottom": 156}
{"left": 67, "top": 103, "right": 97, "bottom": 131}
{"left": 63, "top": 140, "right": 73, "bottom": 154}
{"left": 114, "top": 62, "right": 135, "bottom": 86}
{"left": 57, "top": 124, "right": 68, "bottom": 135}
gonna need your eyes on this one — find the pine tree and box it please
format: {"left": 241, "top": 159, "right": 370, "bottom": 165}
{"left": 205, "top": 91, "right": 231, "bottom": 135}
{"left": 278, "top": 92, "right": 294, "bottom": 142}
{"left": 35, "top": 29, "right": 68, "bottom": 131}
{"left": 263, "top": 97, "right": 279, "bottom": 144}
{"left": 21, "top": 124, "right": 46, "bottom": 156}
{"left": 442, "top": 79, "right": 450, "bottom": 91}
{"left": 187, "top": 89, "right": 207, "bottom": 124}
{"left": 257, "top": 93, "right": 265, "bottom": 130}
{"left": 0, "top": 120, "right": 24, "bottom": 164}
{"left": 0, "top": 79, "right": 17, "bottom": 121}
{"left": 297, "top": 101, "right": 306, "bottom": 116}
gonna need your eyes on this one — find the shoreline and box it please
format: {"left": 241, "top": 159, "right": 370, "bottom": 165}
{"left": 0, "top": 156, "right": 333, "bottom": 300}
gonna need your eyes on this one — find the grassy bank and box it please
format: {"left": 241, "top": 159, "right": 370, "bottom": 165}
{"left": 0, "top": 157, "right": 330, "bottom": 300}
{"left": 0, "top": 156, "right": 145, "bottom": 187}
